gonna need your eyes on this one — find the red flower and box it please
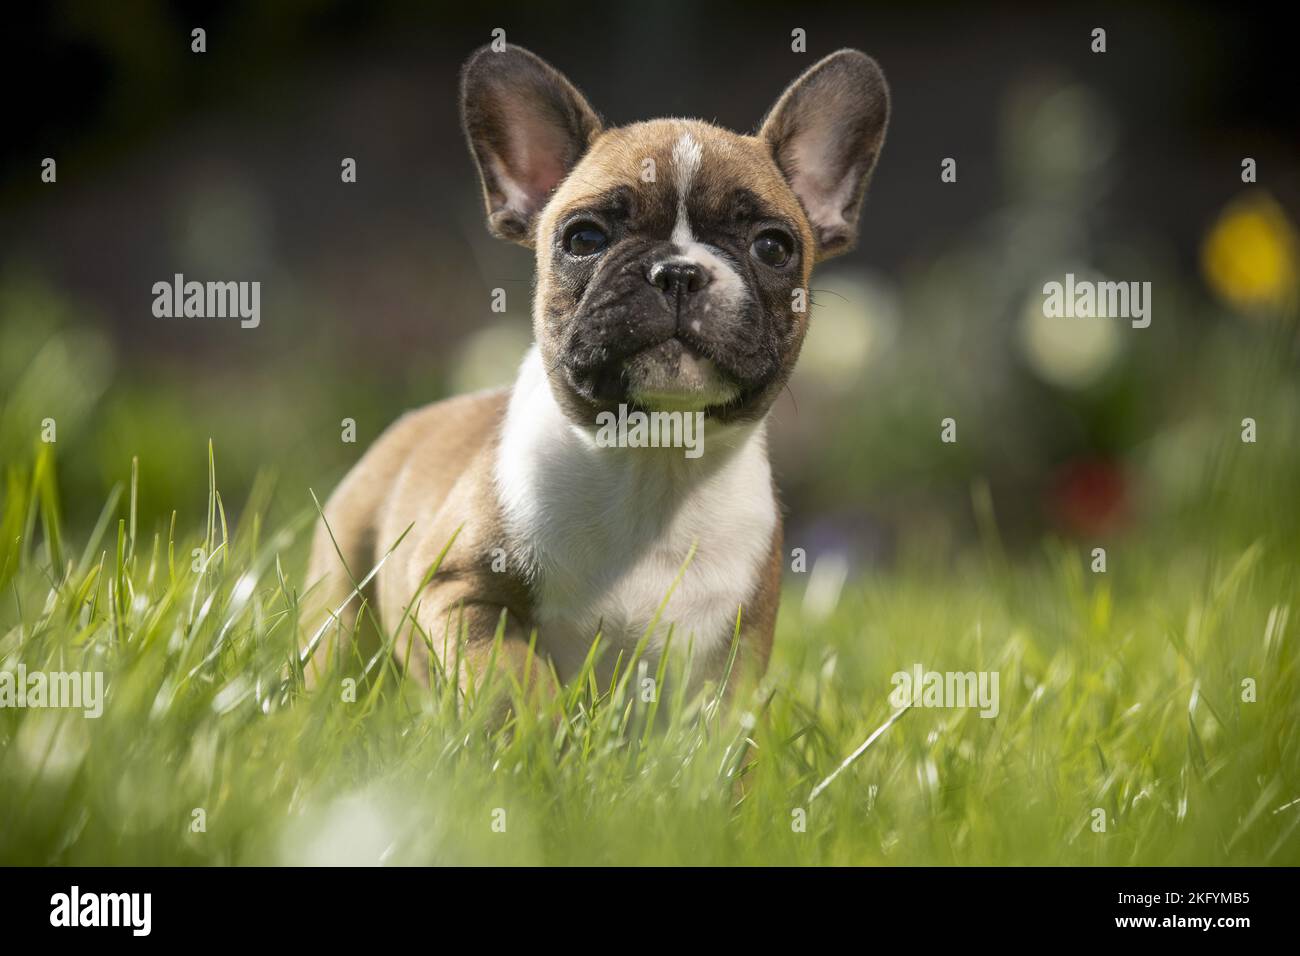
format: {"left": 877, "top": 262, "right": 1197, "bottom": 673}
{"left": 1048, "top": 458, "right": 1129, "bottom": 536}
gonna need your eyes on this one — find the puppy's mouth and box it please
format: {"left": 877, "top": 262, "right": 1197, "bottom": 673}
{"left": 624, "top": 338, "right": 742, "bottom": 412}
{"left": 568, "top": 336, "right": 743, "bottom": 413}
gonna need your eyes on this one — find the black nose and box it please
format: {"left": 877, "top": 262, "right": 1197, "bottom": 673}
{"left": 649, "top": 261, "right": 709, "bottom": 297}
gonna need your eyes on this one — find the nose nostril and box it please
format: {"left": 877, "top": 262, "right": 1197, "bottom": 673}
{"left": 649, "top": 262, "right": 709, "bottom": 296}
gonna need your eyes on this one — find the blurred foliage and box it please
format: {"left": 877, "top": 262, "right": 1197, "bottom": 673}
{"left": 0, "top": 266, "right": 452, "bottom": 543}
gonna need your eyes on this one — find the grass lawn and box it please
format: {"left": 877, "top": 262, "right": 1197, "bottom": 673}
{"left": 1, "top": 443, "right": 1297, "bottom": 866}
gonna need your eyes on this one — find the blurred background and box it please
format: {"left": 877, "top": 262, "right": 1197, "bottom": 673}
{"left": 2, "top": 0, "right": 1298, "bottom": 580}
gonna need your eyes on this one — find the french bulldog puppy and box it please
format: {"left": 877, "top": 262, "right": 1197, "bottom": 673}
{"left": 301, "top": 44, "right": 889, "bottom": 697}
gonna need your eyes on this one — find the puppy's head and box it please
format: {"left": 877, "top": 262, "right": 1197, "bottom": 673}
{"left": 461, "top": 45, "right": 889, "bottom": 425}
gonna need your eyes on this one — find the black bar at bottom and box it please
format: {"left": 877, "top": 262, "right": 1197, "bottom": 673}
{"left": 0, "top": 866, "right": 1283, "bottom": 941}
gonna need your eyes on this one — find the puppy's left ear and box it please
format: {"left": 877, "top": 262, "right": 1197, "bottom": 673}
{"left": 461, "top": 45, "right": 603, "bottom": 245}
{"left": 759, "top": 49, "right": 890, "bottom": 259}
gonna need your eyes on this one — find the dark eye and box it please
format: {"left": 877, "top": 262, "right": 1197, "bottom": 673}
{"left": 750, "top": 230, "right": 793, "bottom": 267}
{"left": 564, "top": 222, "right": 608, "bottom": 257}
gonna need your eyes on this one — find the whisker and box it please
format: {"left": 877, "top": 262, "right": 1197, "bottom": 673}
{"left": 783, "top": 381, "right": 799, "bottom": 416}
{"left": 810, "top": 287, "right": 853, "bottom": 304}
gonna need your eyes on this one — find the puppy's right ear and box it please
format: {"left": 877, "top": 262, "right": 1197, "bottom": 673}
{"left": 460, "top": 45, "right": 603, "bottom": 245}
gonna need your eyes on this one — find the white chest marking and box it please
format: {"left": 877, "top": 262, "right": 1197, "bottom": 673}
{"left": 494, "top": 348, "right": 777, "bottom": 678}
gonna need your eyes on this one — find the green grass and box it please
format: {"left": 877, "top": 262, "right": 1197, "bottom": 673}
{"left": 1, "top": 443, "right": 1297, "bottom": 866}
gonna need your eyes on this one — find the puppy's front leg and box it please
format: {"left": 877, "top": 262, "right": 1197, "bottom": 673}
{"left": 398, "top": 583, "right": 556, "bottom": 708}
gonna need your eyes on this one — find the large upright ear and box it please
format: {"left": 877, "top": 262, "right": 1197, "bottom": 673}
{"left": 759, "top": 49, "right": 890, "bottom": 259}
{"left": 460, "top": 45, "right": 603, "bottom": 245}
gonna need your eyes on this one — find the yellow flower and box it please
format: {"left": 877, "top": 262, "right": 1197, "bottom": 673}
{"left": 1201, "top": 194, "right": 1299, "bottom": 317}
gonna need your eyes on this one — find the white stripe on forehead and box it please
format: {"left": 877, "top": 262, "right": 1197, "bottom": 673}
{"left": 665, "top": 130, "right": 746, "bottom": 309}
{"left": 671, "top": 132, "right": 703, "bottom": 246}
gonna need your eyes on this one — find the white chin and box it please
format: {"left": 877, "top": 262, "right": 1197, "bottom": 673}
{"left": 629, "top": 353, "right": 740, "bottom": 411}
